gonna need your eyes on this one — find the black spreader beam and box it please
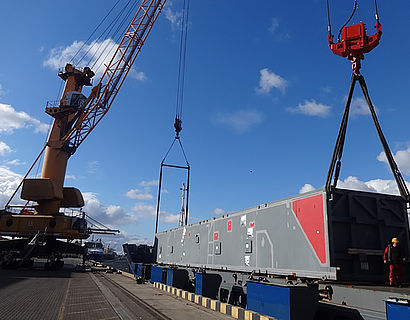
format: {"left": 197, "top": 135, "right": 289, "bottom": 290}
{"left": 155, "top": 137, "right": 190, "bottom": 234}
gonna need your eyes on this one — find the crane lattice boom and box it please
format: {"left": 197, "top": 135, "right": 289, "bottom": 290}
{"left": 65, "top": 0, "right": 167, "bottom": 153}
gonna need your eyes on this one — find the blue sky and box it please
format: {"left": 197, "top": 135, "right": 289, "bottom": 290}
{"left": 1, "top": 1, "right": 410, "bottom": 250}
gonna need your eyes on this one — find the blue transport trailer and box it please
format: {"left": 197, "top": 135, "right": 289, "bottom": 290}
{"left": 385, "top": 298, "right": 410, "bottom": 320}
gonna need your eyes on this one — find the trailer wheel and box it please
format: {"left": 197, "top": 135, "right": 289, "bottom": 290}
{"left": 219, "top": 288, "right": 229, "bottom": 303}
{"left": 228, "top": 286, "right": 246, "bottom": 307}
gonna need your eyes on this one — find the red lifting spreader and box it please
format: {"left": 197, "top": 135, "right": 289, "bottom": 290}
{"left": 328, "top": 21, "right": 382, "bottom": 73}
{"left": 325, "top": 0, "right": 410, "bottom": 202}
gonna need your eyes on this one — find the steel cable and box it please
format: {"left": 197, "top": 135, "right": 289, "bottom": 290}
{"left": 178, "top": 0, "right": 190, "bottom": 121}
{"left": 337, "top": 0, "right": 357, "bottom": 42}
{"left": 72, "top": 0, "right": 122, "bottom": 66}
{"left": 93, "top": 0, "right": 141, "bottom": 74}
{"left": 175, "top": 0, "right": 190, "bottom": 121}
{"left": 326, "top": 0, "right": 331, "bottom": 33}
{"left": 88, "top": 0, "right": 135, "bottom": 69}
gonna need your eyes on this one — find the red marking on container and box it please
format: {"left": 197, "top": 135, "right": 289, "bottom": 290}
{"left": 227, "top": 220, "right": 232, "bottom": 232}
{"left": 188, "top": 232, "right": 191, "bottom": 237}
{"left": 292, "top": 194, "right": 327, "bottom": 264}
{"left": 249, "top": 221, "right": 255, "bottom": 227}
{"left": 180, "top": 257, "right": 183, "bottom": 262}
{"left": 214, "top": 232, "right": 219, "bottom": 241}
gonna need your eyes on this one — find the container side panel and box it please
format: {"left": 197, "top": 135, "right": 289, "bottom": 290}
{"left": 328, "top": 188, "right": 410, "bottom": 282}
{"left": 156, "top": 189, "right": 335, "bottom": 280}
{"left": 292, "top": 194, "right": 326, "bottom": 264}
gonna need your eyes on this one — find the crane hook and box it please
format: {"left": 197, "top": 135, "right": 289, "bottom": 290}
{"left": 174, "top": 117, "right": 182, "bottom": 138}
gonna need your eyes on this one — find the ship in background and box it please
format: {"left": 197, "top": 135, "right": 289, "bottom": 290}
{"left": 92, "top": 243, "right": 154, "bottom": 274}
{"left": 85, "top": 238, "right": 117, "bottom": 262}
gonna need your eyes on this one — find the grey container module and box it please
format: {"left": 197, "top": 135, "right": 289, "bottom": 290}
{"left": 155, "top": 188, "right": 410, "bottom": 282}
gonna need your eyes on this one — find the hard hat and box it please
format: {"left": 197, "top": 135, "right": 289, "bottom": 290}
{"left": 392, "top": 238, "right": 399, "bottom": 243}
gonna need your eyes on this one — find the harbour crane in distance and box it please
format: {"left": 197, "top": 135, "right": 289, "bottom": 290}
{"left": 0, "top": 0, "right": 167, "bottom": 268}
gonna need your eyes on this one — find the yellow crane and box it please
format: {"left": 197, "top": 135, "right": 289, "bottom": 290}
{"left": 0, "top": 0, "right": 167, "bottom": 268}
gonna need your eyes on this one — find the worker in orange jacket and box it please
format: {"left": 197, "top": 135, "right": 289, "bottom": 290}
{"left": 383, "top": 238, "right": 406, "bottom": 286}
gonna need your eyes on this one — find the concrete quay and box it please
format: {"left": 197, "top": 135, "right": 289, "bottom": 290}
{"left": 0, "top": 259, "right": 234, "bottom": 320}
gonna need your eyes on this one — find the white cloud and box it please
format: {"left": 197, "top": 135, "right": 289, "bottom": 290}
{"left": 269, "top": 17, "right": 280, "bottom": 33}
{"left": 163, "top": 213, "right": 179, "bottom": 224}
{"left": 87, "top": 160, "right": 99, "bottom": 174}
{"left": 267, "top": 17, "right": 290, "bottom": 40}
{"left": 213, "top": 110, "right": 263, "bottom": 133}
{"left": 377, "top": 147, "right": 410, "bottom": 175}
{"left": 126, "top": 179, "right": 163, "bottom": 200}
{"left": 164, "top": 1, "right": 182, "bottom": 30}
{"left": 44, "top": 39, "right": 115, "bottom": 77}
{"left": 129, "top": 69, "right": 148, "bottom": 82}
{"left": 300, "top": 176, "right": 410, "bottom": 196}
{"left": 44, "top": 40, "right": 87, "bottom": 69}
{"left": 322, "top": 86, "right": 332, "bottom": 93}
{"left": 213, "top": 208, "right": 225, "bottom": 215}
{"left": 43, "top": 39, "right": 145, "bottom": 80}
{"left": 0, "top": 142, "right": 12, "bottom": 156}
{"left": 351, "top": 97, "right": 377, "bottom": 116}
{"left": 0, "top": 166, "right": 23, "bottom": 207}
{"left": 256, "top": 68, "right": 287, "bottom": 94}
{"left": 0, "top": 103, "right": 49, "bottom": 134}
{"left": 126, "top": 188, "right": 153, "bottom": 201}
{"left": 132, "top": 202, "right": 156, "bottom": 219}
{"left": 83, "top": 192, "right": 138, "bottom": 227}
{"left": 337, "top": 176, "right": 409, "bottom": 196}
{"left": 286, "top": 100, "right": 331, "bottom": 117}
{"left": 365, "top": 179, "right": 403, "bottom": 195}
{"left": 299, "top": 184, "right": 316, "bottom": 194}
{"left": 65, "top": 174, "right": 77, "bottom": 180}
{"left": 139, "top": 180, "right": 158, "bottom": 187}
{"left": 336, "top": 176, "right": 376, "bottom": 193}
{"left": 5, "top": 159, "right": 25, "bottom": 166}
{"left": 132, "top": 202, "right": 178, "bottom": 224}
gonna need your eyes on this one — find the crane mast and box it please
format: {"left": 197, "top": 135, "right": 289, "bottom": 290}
{"left": 1, "top": 0, "right": 167, "bottom": 241}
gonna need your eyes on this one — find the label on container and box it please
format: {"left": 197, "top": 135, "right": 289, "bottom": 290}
{"left": 240, "top": 215, "right": 246, "bottom": 226}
